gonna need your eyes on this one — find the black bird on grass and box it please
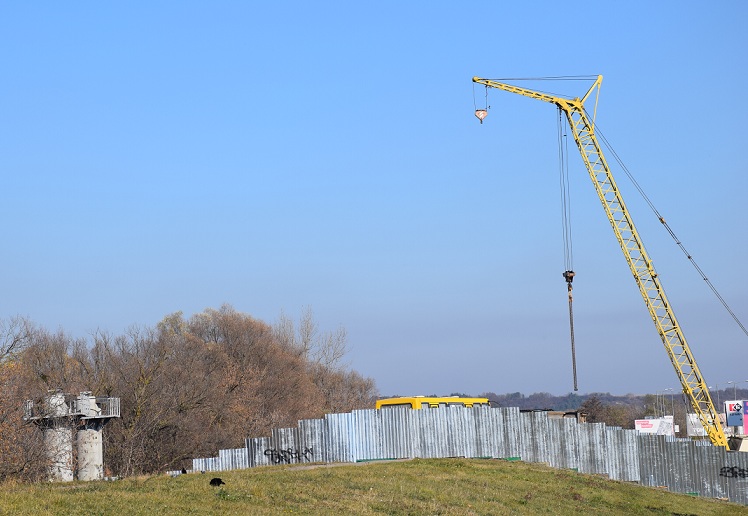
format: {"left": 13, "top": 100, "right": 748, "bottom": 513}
{"left": 209, "top": 477, "right": 225, "bottom": 487}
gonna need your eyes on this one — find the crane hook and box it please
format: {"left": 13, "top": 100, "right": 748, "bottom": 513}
{"left": 563, "top": 270, "right": 575, "bottom": 299}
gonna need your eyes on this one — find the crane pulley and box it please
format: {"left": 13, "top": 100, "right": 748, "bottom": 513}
{"left": 473, "top": 75, "right": 728, "bottom": 448}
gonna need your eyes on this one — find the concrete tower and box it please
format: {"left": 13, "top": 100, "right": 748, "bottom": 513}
{"left": 25, "top": 391, "right": 120, "bottom": 481}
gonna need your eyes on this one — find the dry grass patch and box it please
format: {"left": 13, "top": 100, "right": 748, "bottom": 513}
{"left": 1, "top": 458, "right": 746, "bottom": 515}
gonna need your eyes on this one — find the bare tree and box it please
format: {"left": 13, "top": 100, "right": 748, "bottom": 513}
{"left": 274, "top": 307, "right": 348, "bottom": 369}
{"left": 0, "top": 318, "right": 47, "bottom": 482}
{"left": 0, "top": 317, "right": 31, "bottom": 363}
{"left": 273, "top": 307, "right": 376, "bottom": 413}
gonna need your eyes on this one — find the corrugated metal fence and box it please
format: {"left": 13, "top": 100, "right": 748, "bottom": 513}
{"left": 189, "top": 406, "right": 748, "bottom": 505}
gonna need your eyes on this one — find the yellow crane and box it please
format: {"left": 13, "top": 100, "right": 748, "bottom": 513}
{"left": 472, "top": 75, "right": 728, "bottom": 448}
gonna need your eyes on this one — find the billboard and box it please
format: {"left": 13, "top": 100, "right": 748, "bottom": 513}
{"left": 725, "top": 400, "right": 747, "bottom": 427}
{"left": 686, "top": 413, "right": 707, "bottom": 437}
{"left": 635, "top": 416, "right": 674, "bottom": 436}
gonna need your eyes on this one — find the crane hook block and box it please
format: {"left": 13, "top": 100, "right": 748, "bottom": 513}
{"left": 475, "top": 109, "right": 488, "bottom": 124}
{"left": 563, "top": 270, "right": 575, "bottom": 301}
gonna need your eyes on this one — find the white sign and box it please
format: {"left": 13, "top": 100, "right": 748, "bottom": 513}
{"left": 635, "top": 416, "right": 674, "bottom": 436}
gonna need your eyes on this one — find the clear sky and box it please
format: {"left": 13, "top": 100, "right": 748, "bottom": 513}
{"left": 1, "top": 3, "right": 746, "bottom": 399}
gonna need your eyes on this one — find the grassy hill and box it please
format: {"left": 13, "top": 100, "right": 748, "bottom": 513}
{"left": 1, "top": 458, "right": 746, "bottom": 515}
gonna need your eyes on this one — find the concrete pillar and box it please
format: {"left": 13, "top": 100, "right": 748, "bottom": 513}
{"left": 76, "top": 393, "right": 106, "bottom": 481}
{"left": 43, "top": 423, "right": 74, "bottom": 482}
{"left": 77, "top": 423, "right": 104, "bottom": 481}
{"left": 42, "top": 393, "right": 74, "bottom": 482}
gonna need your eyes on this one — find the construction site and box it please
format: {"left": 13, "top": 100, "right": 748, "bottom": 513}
{"left": 185, "top": 73, "right": 748, "bottom": 505}
{"left": 3, "top": 6, "right": 746, "bottom": 513}
{"left": 21, "top": 75, "right": 747, "bottom": 507}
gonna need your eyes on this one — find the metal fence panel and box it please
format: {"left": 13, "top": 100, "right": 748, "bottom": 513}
{"left": 548, "top": 418, "right": 579, "bottom": 470}
{"left": 382, "top": 407, "right": 412, "bottom": 459}
{"left": 500, "top": 407, "right": 522, "bottom": 459}
{"left": 721, "top": 447, "right": 748, "bottom": 504}
{"left": 264, "top": 427, "right": 305, "bottom": 465}
{"left": 413, "top": 408, "right": 442, "bottom": 459}
{"left": 705, "top": 442, "right": 728, "bottom": 500}
{"left": 350, "top": 409, "right": 375, "bottom": 461}
{"left": 408, "top": 408, "right": 428, "bottom": 459}
{"left": 672, "top": 441, "right": 693, "bottom": 494}
{"left": 535, "top": 413, "right": 555, "bottom": 464}
{"left": 368, "top": 409, "right": 389, "bottom": 460}
{"left": 618, "top": 428, "right": 640, "bottom": 482}
{"left": 473, "top": 406, "right": 502, "bottom": 458}
{"left": 521, "top": 412, "right": 553, "bottom": 464}
{"left": 218, "top": 448, "right": 248, "bottom": 471}
{"left": 577, "top": 422, "right": 607, "bottom": 475}
{"left": 444, "top": 407, "right": 477, "bottom": 458}
{"left": 691, "top": 442, "right": 710, "bottom": 497}
{"left": 605, "top": 427, "right": 639, "bottom": 481}
{"left": 297, "top": 418, "right": 324, "bottom": 464}
{"left": 247, "top": 436, "right": 272, "bottom": 467}
{"left": 324, "top": 412, "right": 356, "bottom": 464}
{"left": 637, "top": 434, "right": 655, "bottom": 486}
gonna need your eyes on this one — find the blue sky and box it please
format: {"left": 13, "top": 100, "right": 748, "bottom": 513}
{"left": 1, "top": 3, "right": 746, "bottom": 399}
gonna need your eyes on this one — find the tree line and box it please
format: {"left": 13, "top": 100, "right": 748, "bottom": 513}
{"left": 4, "top": 305, "right": 733, "bottom": 482}
{"left": 483, "top": 390, "right": 660, "bottom": 427}
{"left": 0, "top": 306, "right": 378, "bottom": 481}
{"left": 481, "top": 389, "right": 743, "bottom": 435}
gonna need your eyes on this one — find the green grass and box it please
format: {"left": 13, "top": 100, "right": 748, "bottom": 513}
{"left": 1, "top": 458, "right": 746, "bottom": 515}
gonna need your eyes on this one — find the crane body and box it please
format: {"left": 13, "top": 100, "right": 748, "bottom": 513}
{"left": 473, "top": 75, "right": 728, "bottom": 448}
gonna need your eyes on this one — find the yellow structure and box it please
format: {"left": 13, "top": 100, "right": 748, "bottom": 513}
{"left": 376, "top": 396, "right": 490, "bottom": 410}
{"left": 472, "top": 75, "right": 728, "bottom": 449}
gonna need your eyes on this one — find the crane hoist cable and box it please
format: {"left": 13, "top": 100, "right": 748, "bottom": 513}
{"left": 594, "top": 124, "right": 748, "bottom": 339}
{"left": 558, "top": 107, "right": 578, "bottom": 391}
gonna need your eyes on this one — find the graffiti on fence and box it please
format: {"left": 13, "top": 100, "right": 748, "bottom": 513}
{"left": 719, "top": 466, "right": 748, "bottom": 479}
{"left": 264, "top": 447, "right": 314, "bottom": 464}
